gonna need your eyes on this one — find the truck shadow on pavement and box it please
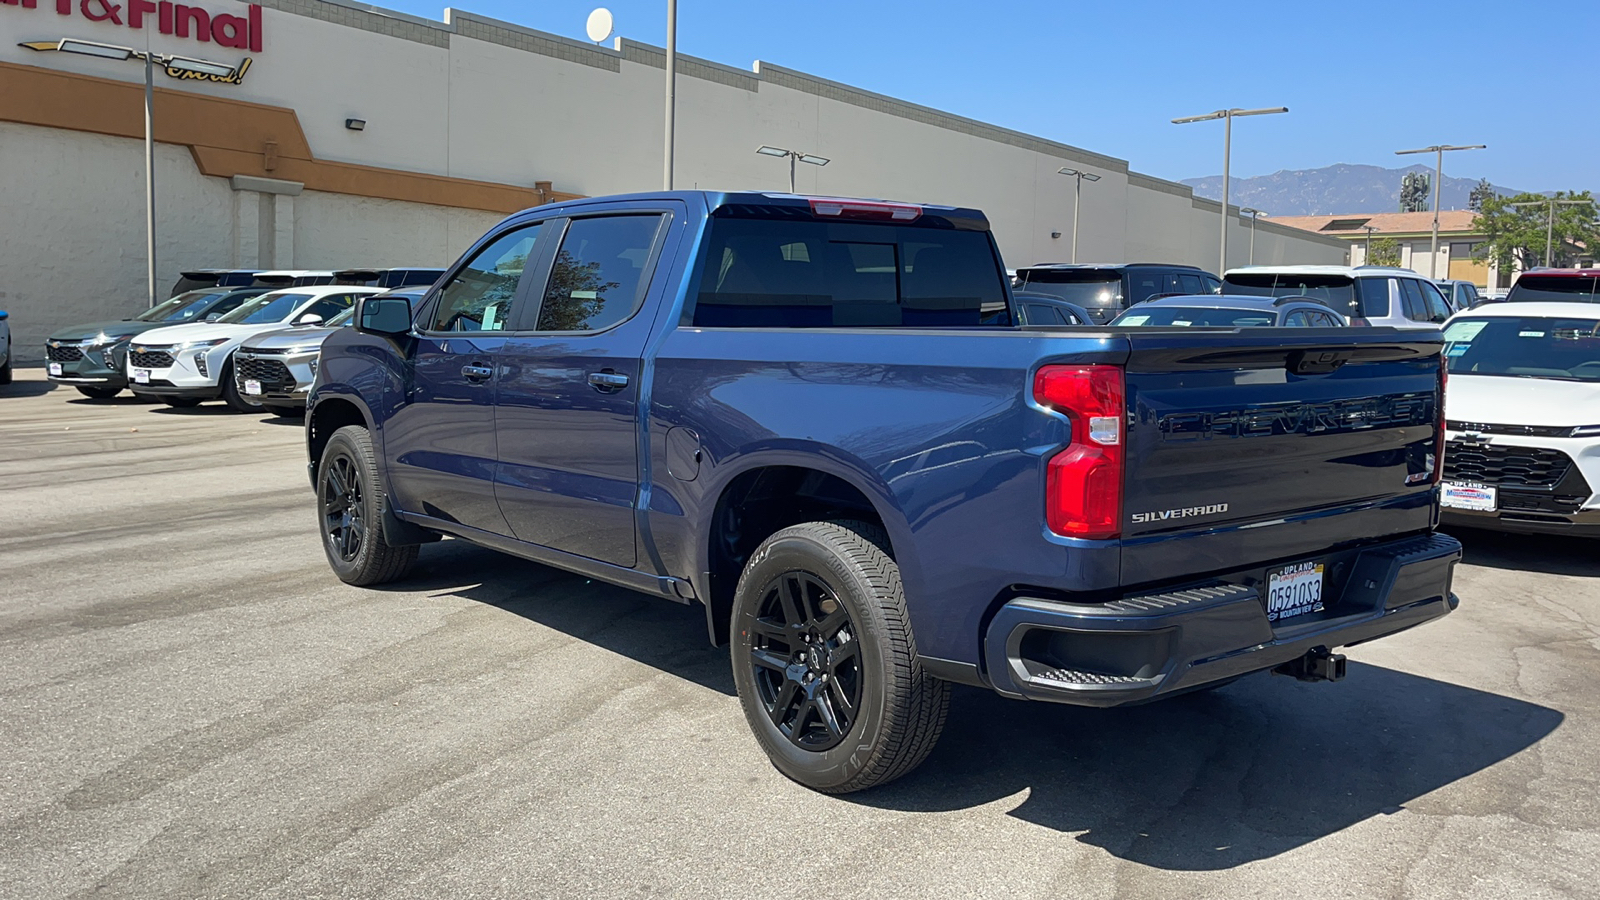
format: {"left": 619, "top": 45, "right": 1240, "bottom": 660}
{"left": 855, "top": 670, "right": 1561, "bottom": 870}
{"left": 399, "top": 541, "right": 1560, "bottom": 871}
{"left": 1444, "top": 525, "right": 1600, "bottom": 577}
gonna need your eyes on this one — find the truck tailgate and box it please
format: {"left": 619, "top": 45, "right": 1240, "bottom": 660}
{"left": 1119, "top": 329, "right": 1443, "bottom": 586}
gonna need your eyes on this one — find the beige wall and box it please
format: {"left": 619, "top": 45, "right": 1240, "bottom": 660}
{"left": 0, "top": 0, "right": 1346, "bottom": 359}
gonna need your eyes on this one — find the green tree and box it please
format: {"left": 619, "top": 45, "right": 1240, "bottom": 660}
{"left": 1469, "top": 178, "right": 1495, "bottom": 212}
{"left": 1474, "top": 191, "right": 1600, "bottom": 270}
{"left": 1367, "top": 237, "right": 1401, "bottom": 267}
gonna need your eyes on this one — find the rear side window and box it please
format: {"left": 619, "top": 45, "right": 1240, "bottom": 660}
{"left": 1354, "top": 278, "right": 1391, "bottom": 318}
{"left": 537, "top": 215, "right": 664, "bottom": 332}
{"left": 430, "top": 224, "right": 543, "bottom": 332}
{"left": 692, "top": 217, "right": 1005, "bottom": 327}
{"left": 1176, "top": 273, "right": 1205, "bottom": 294}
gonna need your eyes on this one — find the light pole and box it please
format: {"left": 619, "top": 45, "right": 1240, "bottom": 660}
{"left": 1241, "top": 207, "right": 1266, "bottom": 264}
{"left": 1510, "top": 198, "right": 1591, "bottom": 267}
{"left": 755, "top": 146, "right": 830, "bottom": 193}
{"left": 662, "top": 0, "right": 676, "bottom": 189}
{"left": 1394, "top": 143, "right": 1486, "bottom": 279}
{"left": 52, "top": 39, "right": 235, "bottom": 308}
{"left": 1362, "top": 225, "right": 1377, "bottom": 265}
{"left": 1057, "top": 168, "right": 1101, "bottom": 264}
{"left": 1173, "top": 106, "right": 1288, "bottom": 275}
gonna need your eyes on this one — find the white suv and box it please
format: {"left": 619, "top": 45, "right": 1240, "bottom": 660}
{"left": 1223, "top": 265, "right": 1452, "bottom": 328}
{"left": 1440, "top": 301, "right": 1600, "bottom": 536}
{"left": 128, "top": 286, "right": 381, "bottom": 410}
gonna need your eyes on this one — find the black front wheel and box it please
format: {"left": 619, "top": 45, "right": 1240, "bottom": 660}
{"left": 220, "top": 359, "right": 263, "bottom": 412}
{"left": 317, "top": 425, "right": 418, "bottom": 585}
{"left": 76, "top": 386, "right": 122, "bottom": 400}
{"left": 731, "top": 520, "right": 949, "bottom": 793}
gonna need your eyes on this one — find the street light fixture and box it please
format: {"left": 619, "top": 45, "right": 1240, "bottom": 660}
{"left": 54, "top": 38, "right": 237, "bottom": 308}
{"left": 1173, "top": 107, "right": 1288, "bottom": 275}
{"left": 1394, "top": 143, "right": 1486, "bottom": 279}
{"left": 756, "top": 146, "right": 830, "bottom": 193}
{"left": 1241, "top": 207, "right": 1266, "bottom": 265}
{"left": 1362, "top": 224, "right": 1378, "bottom": 265}
{"left": 1510, "top": 198, "right": 1591, "bottom": 268}
{"left": 1057, "top": 167, "right": 1101, "bottom": 264}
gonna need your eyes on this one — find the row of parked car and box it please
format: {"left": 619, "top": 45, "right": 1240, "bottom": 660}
{"left": 1011, "top": 261, "right": 1489, "bottom": 328}
{"left": 43, "top": 267, "right": 439, "bottom": 414}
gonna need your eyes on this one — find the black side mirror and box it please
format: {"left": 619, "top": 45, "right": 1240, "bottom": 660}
{"left": 204, "top": 313, "right": 221, "bottom": 322}
{"left": 357, "top": 294, "right": 413, "bottom": 336}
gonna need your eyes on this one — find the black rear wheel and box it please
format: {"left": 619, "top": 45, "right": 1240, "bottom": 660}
{"left": 731, "top": 520, "right": 949, "bottom": 793}
{"left": 317, "top": 425, "right": 418, "bottom": 585}
{"left": 76, "top": 386, "right": 122, "bottom": 400}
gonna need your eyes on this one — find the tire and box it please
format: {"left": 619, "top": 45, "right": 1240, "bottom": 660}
{"left": 317, "top": 424, "right": 418, "bottom": 586}
{"left": 220, "top": 359, "right": 263, "bottom": 412}
{"left": 161, "top": 397, "right": 203, "bottom": 408}
{"left": 731, "top": 520, "right": 949, "bottom": 793}
{"left": 76, "top": 386, "right": 122, "bottom": 400}
{"left": 261, "top": 403, "right": 304, "bottom": 418}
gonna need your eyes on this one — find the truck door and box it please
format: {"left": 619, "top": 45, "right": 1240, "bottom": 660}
{"left": 493, "top": 210, "right": 676, "bottom": 567}
{"left": 383, "top": 222, "right": 548, "bottom": 535}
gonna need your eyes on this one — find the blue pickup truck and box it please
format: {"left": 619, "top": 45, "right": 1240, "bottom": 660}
{"left": 307, "top": 191, "right": 1461, "bottom": 793}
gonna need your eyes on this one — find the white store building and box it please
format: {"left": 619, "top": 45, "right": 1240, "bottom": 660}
{"left": 0, "top": 0, "right": 1348, "bottom": 357}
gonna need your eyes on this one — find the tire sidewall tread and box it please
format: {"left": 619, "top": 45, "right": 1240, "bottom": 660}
{"left": 317, "top": 425, "right": 418, "bottom": 586}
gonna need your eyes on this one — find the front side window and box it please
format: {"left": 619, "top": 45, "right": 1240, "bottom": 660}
{"left": 1418, "top": 281, "right": 1451, "bottom": 322}
{"left": 1284, "top": 311, "right": 1311, "bottom": 327}
{"left": 138, "top": 290, "right": 221, "bottom": 323}
{"left": 1444, "top": 316, "right": 1600, "bottom": 381}
{"left": 430, "top": 224, "right": 543, "bottom": 332}
{"left": 537, "top": 215, "right": 664, "bottom": 332}
{"left": 301, "top": 294, "right": 358, "bottom": 323}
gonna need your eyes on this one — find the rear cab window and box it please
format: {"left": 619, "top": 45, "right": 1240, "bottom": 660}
{"left": 690, "top": 214, "right": 1007, "bottom": 328}
{"left": 1508, "top": 274, "right": 1600, "bottom": 303}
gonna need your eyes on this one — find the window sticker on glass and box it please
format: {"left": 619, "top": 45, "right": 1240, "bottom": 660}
{"left": 1172, "top": 320, "right": 1193, "bottom": 326}
{"left": 1518, "top": 330, "right": 1546, "bottom": 338}
{"left": 1446, "top": 344, "right": 1471, "bottom": 357}
{"left": 1443, "top": 320, "right": 1488, "bottom": 342}
{"left": 1118, "top": 315, "right": 1150, "bottom": 325}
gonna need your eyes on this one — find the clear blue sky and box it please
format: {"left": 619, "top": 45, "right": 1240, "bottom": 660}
{"left": 382, "top": 0, "right": 1591, "bottom": 191}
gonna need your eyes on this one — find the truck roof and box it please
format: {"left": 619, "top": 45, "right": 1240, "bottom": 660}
{"left": 520, "top": 191, "right": 992, "bottom": 231}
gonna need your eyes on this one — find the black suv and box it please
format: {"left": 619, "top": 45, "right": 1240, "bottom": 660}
{"left": 1012, "top": 263, "right": 1221, "bottom": 324}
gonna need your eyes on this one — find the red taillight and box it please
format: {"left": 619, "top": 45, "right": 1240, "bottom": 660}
{"left": 807, "top": 197, "right": 922, "bottom": 221}
{"left": 1432, "top": 353, "right": 1448, "bottom": 484}
{"left": 1033, "top": 365, "right": 1125, "bottom": 539}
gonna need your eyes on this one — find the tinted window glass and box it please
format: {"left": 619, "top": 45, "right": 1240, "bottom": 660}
{"left": 1507, "top": 274, "right": 1600, "bottom": 303}
{"left": 1355, "top": 278, "right": 1391, "bottom": 318}
{"left": 537, "top": 215, "right": 663, "bottom": 332}
{"left": 1203, "top": 275, "right": 1222, "bottom": 293}
{"left": 1398, "top": 279, "right": 1429, "bottom": 320}
{"left": 693, "top": 217, "right": 1006, "bottom": 328}
{"left": 137, "top": 290, "right": 222, "bottom": 323}
{"left": 431, "top": 225, "right": 542, "bottom": 332}
{"left": 1013, "top": 270, "right": 1121, "bottom": 310}
{"left": 1444, "top": 316, "right": 1600, "bottom": 381}
{"left": 301, "top": 294, "right": 357, "bottom": 323}
{"left": 205, "top": 292, "right": 259, "bottom": 318}
{"left": 1224, "top": 273, "right": 1360, "bottom": 317}
{"left": 1419, "top": 280, "right": 1451, "bottom": 322}
{"left": 218, "top": 292, "right": 313, "bottom": 325}
{"left": 1315, "top": 312, "right": 1343, "bottom": 327}
{"left": 1284, "top": 311, "right": 1311, "bottom": 327}
{"left": 1112, "top": 306, "right": 1276, "bottom": 327}
{"left": 1176, "top": 273, "right": 1205, "bottom": 294}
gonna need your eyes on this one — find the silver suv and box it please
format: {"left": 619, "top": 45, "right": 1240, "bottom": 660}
{"left": 1222, "top": 265, "right": 1450, "bottom": 328}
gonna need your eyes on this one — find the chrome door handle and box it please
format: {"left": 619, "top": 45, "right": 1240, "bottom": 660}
{"left": 588, "top": 371, "right": 629, "bottom": 392}
{"left": 461, "top": 364, "right": 494, "bottom": 382}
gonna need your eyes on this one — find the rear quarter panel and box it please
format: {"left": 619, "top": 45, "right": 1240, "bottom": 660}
{"left": 645, "top": 327, "right": 1123, "bottom": 664}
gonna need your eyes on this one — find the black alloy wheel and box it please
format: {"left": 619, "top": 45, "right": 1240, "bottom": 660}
{"left": 748, "top": 570, "right": 864, "bottom": 751}
{"left": 75, "top": 386, "right": 122, "bottom": 400}
{"left": 321, "top": 451, "right": 366, "bottom": 564}
{"left": 315, "top": 425, "right": 418, "bottom": 585}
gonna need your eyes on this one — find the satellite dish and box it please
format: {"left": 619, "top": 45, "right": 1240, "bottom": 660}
{"left": 585, "top": 8, "right": 614, "bottom": 44}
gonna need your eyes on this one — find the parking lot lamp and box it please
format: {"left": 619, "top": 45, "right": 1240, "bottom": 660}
{"left": 1173, "top": 107, "right": 1288, "bottom": 275}
{"left": 1395, "top": 144, "right": 1486, "bottom": 279}
{"left": 756, "top": 146, "right": 830, "bottom": 193}
{"left": 1057, "top": 168, "right": 1101, "bottom": 264}
{"left": 53, "top": 39, "right": 236, "bottom": 308}
{"left": 663, "top": 0, "right": 676, "bottom": 189}
{"left": 1242, "top": 207, "right": 1266, "bottom": 265}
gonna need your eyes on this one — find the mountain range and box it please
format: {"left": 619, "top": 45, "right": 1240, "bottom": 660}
{"left": 1181, "top": 164, "right": 1525, "bottom": 216}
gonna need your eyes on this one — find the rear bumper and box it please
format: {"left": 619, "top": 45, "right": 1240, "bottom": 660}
{"left": 984, "top": 532, "right": 1461, "bottom": 707}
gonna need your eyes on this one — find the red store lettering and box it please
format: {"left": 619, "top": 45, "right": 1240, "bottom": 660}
{"left": 2, "top": 0, "right": 263, "bottom": 53}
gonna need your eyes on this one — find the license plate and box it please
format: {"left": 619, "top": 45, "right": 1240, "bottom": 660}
{"left": 133, "top": 368, "right": 151, "bottom": 384}
{"left": 1441, "top": 481, "right": 1496, "bottom": 511}
{"left": 48, "top": 362, "right": 62, "bottom": 376}
{"left": 1266, "top": 561, "right": 1325, "bottom": 622}
{"left": 244, "top": 379, "right": 262, "bottom": 396}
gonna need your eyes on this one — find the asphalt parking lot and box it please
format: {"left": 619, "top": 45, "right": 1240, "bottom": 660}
{"left": 3, "top": 367, "right": 1598, "bottom": 900}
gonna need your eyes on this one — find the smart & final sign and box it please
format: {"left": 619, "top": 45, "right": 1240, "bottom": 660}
{"left": 3, "top": 0, "right": 264, "bottom": 52}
